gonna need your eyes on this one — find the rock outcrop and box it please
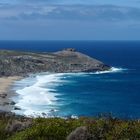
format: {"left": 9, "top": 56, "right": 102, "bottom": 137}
{"left": 0, "top": 49, "right": 110, "bottom": 76}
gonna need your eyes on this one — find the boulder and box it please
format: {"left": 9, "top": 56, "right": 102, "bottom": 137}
{"left": 67, "top": 126, "right": 90, "bottom": 140}
{"left": 6, "top": 119, "right": 32, "bottom": 132}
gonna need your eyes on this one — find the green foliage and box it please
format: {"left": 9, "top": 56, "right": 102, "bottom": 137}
{"left": 0, "top": 118, "right": 8, "bottom": 139}
{"left": 0, "top": 114, "right": 140, "bottom": 140}
{"left": 8, "top": 118, "right": 85, "bottom": 140}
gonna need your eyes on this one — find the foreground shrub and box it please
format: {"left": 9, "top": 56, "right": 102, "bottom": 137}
{"left": 0, "top": 113, "right": 140, "bottom": 140}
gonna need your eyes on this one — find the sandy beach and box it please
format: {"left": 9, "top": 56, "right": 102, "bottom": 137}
{"left": 0, "top": 76, "right": 22, "bottom": 112}
{"left": 0, "top": 76, "right": 21, "bottom": 94}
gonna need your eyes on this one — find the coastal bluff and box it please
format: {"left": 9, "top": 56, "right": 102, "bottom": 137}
{"left": 0, "top": 48, "right": 110, "bottom": 76}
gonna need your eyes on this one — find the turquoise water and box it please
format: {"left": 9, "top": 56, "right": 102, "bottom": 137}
{"left": 0, "top": 41, "right": 140, "bottom": 119}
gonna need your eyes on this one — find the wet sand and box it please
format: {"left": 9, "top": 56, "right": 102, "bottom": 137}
{"left": 0, "top": 76, "right": 22, "bottom": 112}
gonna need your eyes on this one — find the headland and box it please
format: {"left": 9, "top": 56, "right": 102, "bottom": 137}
{"left": 0, "top": 48, "right": 110, "bottom": 112}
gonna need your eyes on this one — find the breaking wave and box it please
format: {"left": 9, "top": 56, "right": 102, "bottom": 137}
{"left": 12, "top": 73, "right": 67, "bottom": 117}
{"left": 93, "top": 67, "right": 127, "bottom": 74}
{"left": 12, "top": 67, "right": 127, "bottom": 117}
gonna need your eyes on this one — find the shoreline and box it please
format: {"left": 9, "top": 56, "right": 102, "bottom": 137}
{"left": 0, "top": 76, "right": 23, "bottom": 112}
{"left": 0, "top": 67, "right": 122, "bottom": 117}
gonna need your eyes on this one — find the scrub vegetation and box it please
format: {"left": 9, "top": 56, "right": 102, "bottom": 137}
{"left": 0, "top": 113, "right": 140, "bottom": 140}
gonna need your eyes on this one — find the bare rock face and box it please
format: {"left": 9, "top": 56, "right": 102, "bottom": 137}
{"left": 0, "top": 49, "right": 110, "bottom": 76}
{"left": 67, "top": 126, "right": 90, "bottom": 140}
{"left": 6, "top": 119, "right": 32, "bottom": 133}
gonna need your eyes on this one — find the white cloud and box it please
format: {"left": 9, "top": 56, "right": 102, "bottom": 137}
{"left": 0, "top": 5, "right": 140, "bottom": 22}
{"left": 1, "top": 0, "right": 140, "bottom": 8}
{"left": 0, "top": 4, "right": 140, "bottom": 40}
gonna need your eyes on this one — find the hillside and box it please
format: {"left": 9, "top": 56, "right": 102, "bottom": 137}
{"left": 0, "top": 112, "right": 140, "bottom": 140}
{"left": 0, "top": 48, "right": 110, "bottom": 76}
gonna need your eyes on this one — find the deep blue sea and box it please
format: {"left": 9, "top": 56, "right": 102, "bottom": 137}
{"left": 0, "top": 41, "right": 140, "bottom": 119}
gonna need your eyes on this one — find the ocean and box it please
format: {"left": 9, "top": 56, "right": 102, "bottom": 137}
{"left": 0, "top": 41, "right": 140, "bottom": 119}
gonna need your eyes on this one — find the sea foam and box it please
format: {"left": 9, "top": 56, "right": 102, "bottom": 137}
{"left": 12, "top": 67, "right": 127, "bottom": 117}
{"left": 93, "top": 67, "right": 126, "bottom": 74}
{"left": 12, "top": 73, "right": 67, "bottom": 117}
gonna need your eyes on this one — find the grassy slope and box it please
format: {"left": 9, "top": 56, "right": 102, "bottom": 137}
{"left": 0, "top": 114, "right": 140, "bottom": 140}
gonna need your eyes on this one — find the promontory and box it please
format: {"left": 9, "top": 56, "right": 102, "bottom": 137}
{"left": 0, "top": 48, "right": 110, "bottom": 76}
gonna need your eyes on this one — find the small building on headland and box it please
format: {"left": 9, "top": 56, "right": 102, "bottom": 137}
{"left": 63, "top": 48, "right": 76, "bottom": 52}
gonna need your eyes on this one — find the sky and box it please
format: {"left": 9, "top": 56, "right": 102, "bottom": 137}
{"left": 0, "top": 0, "right": 140, "bottom": 40}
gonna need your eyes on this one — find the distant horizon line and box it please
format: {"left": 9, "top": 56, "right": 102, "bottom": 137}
{"left": 0, "top": 40, "right": 140, "bottom": 42}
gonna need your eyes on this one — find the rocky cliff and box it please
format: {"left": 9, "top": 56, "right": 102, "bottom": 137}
{"left": 0, "top": 49, "right": 110, "bottom": 76}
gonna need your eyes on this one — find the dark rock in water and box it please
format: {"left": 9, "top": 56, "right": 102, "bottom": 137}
{"left": 42, "top": 112, "right": 47, "bottom": 116}
{"left": 10, "top": 101, "right": 16, "bottom": 105}
{"left": 0, "top": 93, "right": 7, "bottom": 98}
{"left": 14, "top": 107, "right": 21, "bottom": 110}
{"left": 0, "top": 49, "right": 111, "bottom": 76}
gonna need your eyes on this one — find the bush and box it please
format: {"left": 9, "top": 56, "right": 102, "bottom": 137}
{"left": 0, "top": 113, "right": 140, "bottom": 140}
